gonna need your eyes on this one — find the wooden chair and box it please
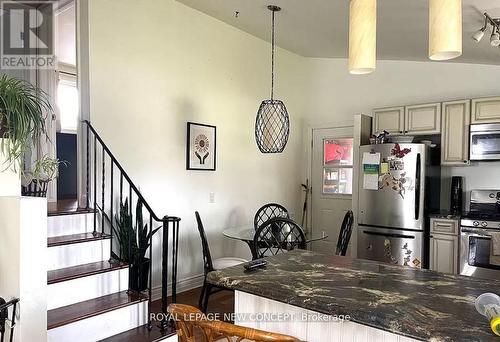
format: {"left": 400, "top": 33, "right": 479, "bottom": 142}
{"left": 195, "top": 212, "right": 247, "bottom": 313}
{"left": 253, "top": 218, "right": 306, "bottom": 259}
{"left": 335, "top": 210, "right": 354, "bottom": 256}
{"left": 168, "top": 304, "right": 302, "bottom": 342}
{"left": 253, "top": 203, "right": 289, "bottom": 230}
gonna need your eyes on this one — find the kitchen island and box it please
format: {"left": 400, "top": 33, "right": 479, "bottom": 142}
{"left": 207, "top": 250, "right": 499, "bottom": 342}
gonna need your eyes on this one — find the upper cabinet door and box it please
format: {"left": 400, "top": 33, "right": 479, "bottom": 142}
{"left": 471, "top": 96, "right": 500, "bottom": 124}
{"left": 372, "top": 107, "right": 405, "bottom": 135}
{"left": 441, "top": 100, "right": 470, "bottom": 166}
{"left": 404, "top": 103, "right": 441, "bottom": 135}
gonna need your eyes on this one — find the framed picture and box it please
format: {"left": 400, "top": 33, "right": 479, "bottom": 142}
{"left": 186, "top": 122, "right": 216, "bottom": 171}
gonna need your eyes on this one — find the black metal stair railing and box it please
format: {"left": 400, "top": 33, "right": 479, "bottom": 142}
{"left": 0, "top": 297, "right": 19, "bottom": 342}
{"left": 83, "top": 120, "right": 180, "bottom": 330}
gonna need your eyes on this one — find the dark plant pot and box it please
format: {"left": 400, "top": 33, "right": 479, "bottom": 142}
{"left": 129, "top": 258, "right": 150, "bottom": 292}
{"left": 21, "top": 179, "right": 49, "bottom": 197}
{"left": 0, "top": 124, "right": 7, "bottom": 138}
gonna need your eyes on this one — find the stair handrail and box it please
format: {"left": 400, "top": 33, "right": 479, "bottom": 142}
{"left": 0, "top": 297, "right": 19, "bottom": 342}
{"left": 83, "top": 120, "right": 180, "bottom": 331}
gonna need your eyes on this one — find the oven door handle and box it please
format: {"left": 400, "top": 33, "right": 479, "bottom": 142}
{"left": 461, "top": 227, "right": 492, "bottom": 238}
{"left": 363, "top": 231, "right": 416, "bottom": 239}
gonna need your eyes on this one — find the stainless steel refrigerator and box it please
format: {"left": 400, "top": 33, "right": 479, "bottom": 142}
{"left": 357, "top": 143, "right": 440, "bottom": 269}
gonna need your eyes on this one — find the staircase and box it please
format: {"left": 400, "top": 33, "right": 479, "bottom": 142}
{"left": 45, "top": 120, "right": 181, "bottom": 341}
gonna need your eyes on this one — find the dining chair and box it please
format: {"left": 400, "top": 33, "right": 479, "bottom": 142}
{"left": 168, "top": 303, "right": 302, "bottom": 342}
{"left": 336, "top": 210, "right": 354, "bottom": 256}
{"left": 195, "top": 211, "right": 247, "bottom": 313}
{"left": 253, "top": 217, "right": 306, "bottom": 259}
{"left": 253, "top": 203, "right": 290, "bottom": 230}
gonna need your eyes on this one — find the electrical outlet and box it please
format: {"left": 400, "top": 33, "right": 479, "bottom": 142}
{"left": 209, "top": 192, "right": 215, "bottom": 203}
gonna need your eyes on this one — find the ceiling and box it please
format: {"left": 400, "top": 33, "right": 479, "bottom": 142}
{"left": 177, "top": 0, "right": 500, "bottom": 65}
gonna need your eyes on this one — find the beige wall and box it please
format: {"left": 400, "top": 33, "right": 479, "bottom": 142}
{"left": 88, "top": 0, "right": 307, "bottom": 291}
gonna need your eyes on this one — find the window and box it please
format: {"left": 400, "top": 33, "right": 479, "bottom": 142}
{"left": 57, "top": 73, "right": 78, "bottom": 133}
{"left": 322, "top": 138, "right": 354, "bottom": 195}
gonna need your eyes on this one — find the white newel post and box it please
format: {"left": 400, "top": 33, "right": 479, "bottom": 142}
{"left": 0, "top": 196, "right": 47, "bottom": 341}
{"left": 0, "top": 139, "right": 21, "bottom": 196}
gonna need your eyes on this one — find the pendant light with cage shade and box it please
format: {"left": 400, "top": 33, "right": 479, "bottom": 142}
{"left": 255, "top": 5, "right": 290, "bottom": 154}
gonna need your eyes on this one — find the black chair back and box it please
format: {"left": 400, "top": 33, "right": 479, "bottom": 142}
{"left": 253, "top": 217, "right": 306, "bottom": 259}
{"left": 254, "top": 203, "right": 289, "bottom": 230}
{"left": 195, "top": 212, "right": 214, "bottom": 274}
{"left": 336, "top": 210, "right": 354, "bottom": 256}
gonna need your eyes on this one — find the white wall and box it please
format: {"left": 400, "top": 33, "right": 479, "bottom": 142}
{"left": 0, "top": 197, "right": 47, "bottom": 342}
{"left": 304, "top": 58, "right": 500, "bottom": 127}
{"left": 88, "top": 0, "right": 307, "bottom": 291}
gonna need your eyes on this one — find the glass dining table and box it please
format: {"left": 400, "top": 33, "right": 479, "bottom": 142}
{"left": 223, "top": 226, "right": 328, "bottom": 259}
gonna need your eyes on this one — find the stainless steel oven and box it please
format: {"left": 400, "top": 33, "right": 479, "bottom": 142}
{"left": 470, "top": 124, "right": 500, "bottom": 160}
{"left": 459, "top": 190, "right": 500, "bottom": 281}
{"left": 460, "top": 226, "right": 500, "bottom": 280}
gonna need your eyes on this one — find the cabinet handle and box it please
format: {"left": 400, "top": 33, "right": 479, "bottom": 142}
{"left": 399, "top": 131, "right": 403, "bottom": 134}
{"left": 405, "top": 131, "right": 409, "bottom": 133}
{"left": 464, "top": 160, "right": 468, "bottom": 164}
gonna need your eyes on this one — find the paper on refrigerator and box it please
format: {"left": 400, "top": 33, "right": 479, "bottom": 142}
{"left": 362, "top": 152, "right": 380, "bottom": 190}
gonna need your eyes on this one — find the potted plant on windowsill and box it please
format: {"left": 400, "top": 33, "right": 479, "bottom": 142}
{"left": 113, "top": 199, "right": 160, "bottom": 292}
{"left": 0, "top": 74, "right": 51, "bottom": 170}
{"left": 21, "top": 155, "right": 68, "bottom": 197}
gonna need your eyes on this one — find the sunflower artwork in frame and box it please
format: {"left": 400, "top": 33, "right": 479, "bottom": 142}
{"left": 186, "top": 122, "right": 216, "bottom": 171}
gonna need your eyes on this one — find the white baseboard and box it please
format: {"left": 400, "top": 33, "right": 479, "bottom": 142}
{"left": 151, "top": 273, "right": 204, "bottom": 301}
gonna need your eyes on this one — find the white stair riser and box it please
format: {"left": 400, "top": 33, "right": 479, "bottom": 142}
{"left": 47, "top": 301, "right": 147, "bottom": 342}
{"left": 47, "top": 268, "right": 128, "bottom": 310}
{"left": 48, "top": 239, "right": 111, "bottom": 270}
{"left": 47, "top": 213, "right": 99, "bottom": 237}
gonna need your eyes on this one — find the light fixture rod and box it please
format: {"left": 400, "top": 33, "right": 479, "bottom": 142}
{"left": 267, "top": 5, "right": 281, "bottom": 100}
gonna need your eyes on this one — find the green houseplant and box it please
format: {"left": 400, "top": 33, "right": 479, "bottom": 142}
{"left": 0, "top": 74, "right": 51, "bottom": 169}
{"left": 113, "top": 198, "right": 160, "bottom": 292}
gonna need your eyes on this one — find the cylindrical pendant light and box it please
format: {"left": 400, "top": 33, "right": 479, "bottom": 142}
{"left": 429, "top": 0, "right": 462, "bottom": 61}
{"left": 349, "top": 0, "right": 377, "bottom": 75}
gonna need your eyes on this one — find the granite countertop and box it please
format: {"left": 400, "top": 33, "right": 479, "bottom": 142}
{"left": 207, "top": 250, "right": 499, "bottom": 342}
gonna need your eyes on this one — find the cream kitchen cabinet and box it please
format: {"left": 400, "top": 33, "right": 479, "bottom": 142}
{"left": 441, "top": 100, "right": 470, "bottom": 166}
{"left": 372, "top": 106, "right": 405, "bottom": 135}
{"left": 471, "top": 96, "right": 500, "bottom": 124}
{"left": 404, "top": 103, "right": 441, "bottom": 135}
{"left": 429, "top": 218, "right": 459, "bottom": 274}
{"left": 373, "top": 103, "right": 441, "bottom": 135}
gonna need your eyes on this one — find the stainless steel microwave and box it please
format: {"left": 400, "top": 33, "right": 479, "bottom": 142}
{"left": 470, "top": 124, "right": 500, "bottom": 161}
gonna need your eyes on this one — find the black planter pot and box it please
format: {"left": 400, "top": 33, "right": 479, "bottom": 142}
{"left": 21, "top": 179, "right": 49, "bottom": 197}
{"left": 129, "top": 258, "right": 150, "bottom": 292}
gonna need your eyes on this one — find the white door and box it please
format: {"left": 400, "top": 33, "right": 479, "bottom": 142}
{"left": 311, "top": 127, "right": 354, "bottom": 255}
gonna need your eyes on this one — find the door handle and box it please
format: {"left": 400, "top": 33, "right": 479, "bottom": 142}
{"left": 363, "top": 230, "right": 415, "bottom": 239}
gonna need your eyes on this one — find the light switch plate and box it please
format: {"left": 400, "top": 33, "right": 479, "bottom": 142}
{"left": 209, "top": 192, "right": 215, "bottom": 203}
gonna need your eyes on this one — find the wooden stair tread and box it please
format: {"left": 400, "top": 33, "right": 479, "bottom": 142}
{"left": 48, "top": 260, "right": 128, "bottom": 284}
{"left": 48, "top": 232, "right": 110, "bottom": 247}
{"left": 47, "top": 291, "right": 148, "bottom": 330}
{"left": 98, "top": 323, "right": 176, "bottom": 342}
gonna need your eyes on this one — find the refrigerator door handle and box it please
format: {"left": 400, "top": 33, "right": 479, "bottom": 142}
{"left": 362, "top": 230, "right": 416, "bottom": 239}
{"left": 415, "top": 153, "right": 421, "bottom": 221}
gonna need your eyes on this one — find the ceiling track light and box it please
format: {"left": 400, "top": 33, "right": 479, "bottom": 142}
{"left": 472, "top": 12, "right": 500, "bottom": 47}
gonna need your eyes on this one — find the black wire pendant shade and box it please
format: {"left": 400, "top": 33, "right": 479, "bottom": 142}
{"left": 255, "top": 5, "right": 290, "bottom": 154}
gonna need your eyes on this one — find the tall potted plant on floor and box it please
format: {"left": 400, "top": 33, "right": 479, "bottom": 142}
{"left": 113, "top": 199, "right": 160, "bottom": 292}
{"left": 0, "top": 74, "right": 51, "bottom": 169}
